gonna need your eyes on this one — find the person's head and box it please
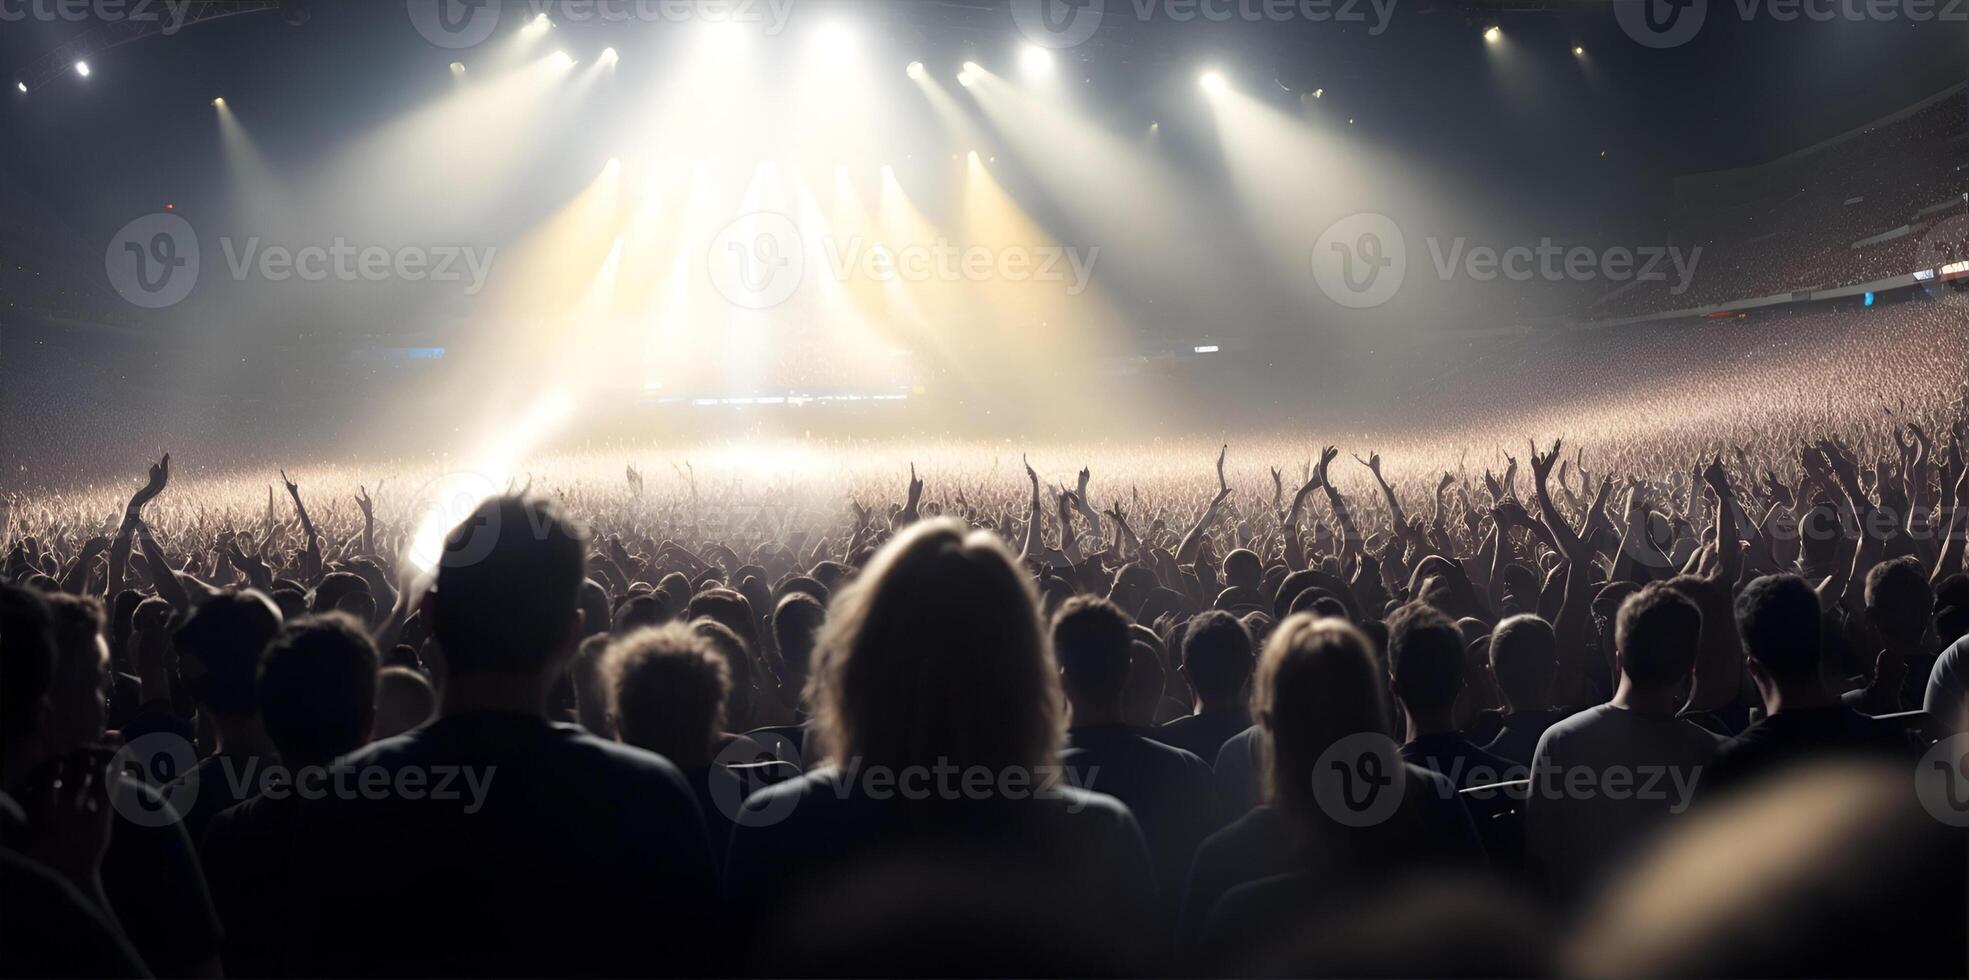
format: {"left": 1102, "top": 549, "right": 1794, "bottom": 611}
{"left": 174, "top": 589, "right": 284, "bottom": 719}
{"left": 1107, "top": 563, "right": 1157, "bottom": 617}
{"left": 41, "top": 593, "right": 110, "bottom": 750}
{"left": 258, "top": 613, "right": 379, "bottom": 767}
{"left": 602, "top": 623, "right": 731, "bottom": 767}
{"left": 0, "top": 583, "right": 57, "bottom": 780}
{"left": 1733, "top": 574, "right": 1824, "bottom": 694}
{"left": 1121, "top": 640, "right": 1166, "bottom": 727}
{"left": 336, "top": 589, "right": 380, "bottom": 629}
{"left": 1178, "top": 610, "right": 1255, "bottom": 709}
{"left": 772, "top": 592, "right": 827, "bottom": 692}
{"left": 578, "top": 579, "right": 613, "bottom": 640}
{"left": 1797, "top": 502, "right": 1842, "bottom": 567}
{"left": 1222, "top": 549, "right": 1262, "bottom": 591}
{"left": 1488, "top": 614, "right": 1557, "bottom": 712}
{"left": 1614, "top": 583, "right": 1702, "bottom": 691}
{"left": 614, "top": 592, "right": 670, "bottom": 634}
{"left": 1051, "top": 596, "right": 1134, "bottom": 718}
{"left": 373, "top": 666, "right": 436, "bottom": 740}
{"left": 691, "top": 620, "right": 754, "bottom": 731}
{"left": 810, "top": 519, "right": 1060, "bottom": 772}
{"left": 1386, "top": 602, "right": 1465, "bottom": 725}
{"left": 686, "top": 588, "right": 759, "bottom": 655}
{"left": 1865, "top": 556, "right": 1934, "bottom": 650}
{"left": 428, "top": 495, "right": 587, "bottom": 678}
{"left": 310, "top": 571, "right": 369, "bottom": 615}
{"left": 1255, "top": 614, "right": 1390, "bottom": 815}
{"left": 568, "top": 633, "right": 613, "bottom": 735}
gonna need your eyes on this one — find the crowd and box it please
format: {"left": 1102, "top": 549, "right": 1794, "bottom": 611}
{"left": 4, "top": 290, "right": 1968, "bottom": 975}
{"left": 1590, "top": 85, "right": 1965, "bottom": 318}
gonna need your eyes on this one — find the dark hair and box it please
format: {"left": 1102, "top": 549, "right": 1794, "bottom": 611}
{"left": 603, "top": 623, "right": 730, "bottom": 764}
{"left": 310, "top": 571, "right": 370, "bottom": 615}
{"left": 1180, "top": 610, "right": 1255, "bottom": 703}
{"left": 772, "top": 593, "right": 827, "bottom": 681}
{"left": 1489, "top": 614, "right": 1557, "bottom": 708}
{"left": 0, "top": 583, "right": 56, "bottom": 740}
{"left": 42, "top": 593, "right": 105, "bottom": 666}
{"left": 1615, "top": 584, "right": 1702, "bottom": 687}
{"left": 1798, "top": 502, "right": 1843, "bottom": 565}
{"left": 431, "top": 495, "right": 587, "bottom": 675}
{"left": 174, "top": 590, "right": 284, "bottom": 716}
{"left": 1222, "top": 549, "right": 1263, "bottom": 590}
{"left": 1051, "top": 596, "right": 1135, "bottom": 705}
{"left": 259, "top": 613, "right": 379, "bottom": 766}
{"left": 686, "top": 589, "right": 759, "bottom": 654}
{"left": 1386, "top": 602, "right": 1465, "bottom": 713}
{"left": 1866, "top": 556, "right": 1933, "bottom": 646}
{"left": 1734, "top": 574, "right": 1823, "bottom": 683}
{"left": 615, "top": 593, "right": 670, "bottom": 634}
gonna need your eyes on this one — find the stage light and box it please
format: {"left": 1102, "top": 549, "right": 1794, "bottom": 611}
{"left": 15, "top": 82, "right": 25, "bottom": 93}
{"left": 551, "top": 51, "right": 574, "bottom": 68}
{"left": 523, "top": 12, "right": 551, "bottom": 36}
{"left": 74, "top": 61, "right": 91, "bottom": 78}
{"left": 906, "top": 60, "right": 926, "bottom": 80}
{"left": 703, "top": 22, "right": 747, "bottom": 53}
{"left": 212, "top": 97, "right": 225, "bottom": 107}
{"left": 815, "top": 21, "right": 857, "bottom": 57}
{"left": 1020, "top": 44, "right": 1054, "bottom": 77}
{"left": 1199, "top": 70, "right": 1226, "bottom": 94}
{"left": 1313, "top": 87, "right": 1324, "bottom": 98}
{"left": 1483, "top": 26, "right": 1501, "bottom": 43}
{"left": 1573, "top": 45, "right": 1584, "bottom": 56}
{"left": 605, "top": 157, "right": 619, "bottom": 171}
{"left": 449, "top": 61, "right": 465, "bottom": 75}
{"left": 601, "top": 47, "right": 618, "bottom": 64}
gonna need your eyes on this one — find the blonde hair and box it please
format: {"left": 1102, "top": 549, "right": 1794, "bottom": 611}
{"left": 1253, "top": 614, "right": 1391, "bottom": 815}
{"left": 808, "top": 519, "right": 1062, "bottom": 773}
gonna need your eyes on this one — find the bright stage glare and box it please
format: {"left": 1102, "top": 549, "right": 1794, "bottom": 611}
{"left": 74, "top": 61, "right": 90, "bottom": 78}
{"left": 551, "top": 51, "right": 575, "bottom": 68}
{"left": 1199, "top": 70, "right": 1226, "bottom": 94}
{"left": 814, "top": 21, "right": 857, "bottom": 57}
{"left": 905, "top": 60, "right": 926, "bottom": 79}
{"left": 523, "top": 12, "right": 552, "bottom": 36}
{"left": 15, "top": 82, "right": 25, "bottom": 93}
{"left": 449, "top": 61, "right": 466, "bottom": 74}
{"left": 1313, "top": 87, "right": 1324, "bottom": 98}
{"left": 1020, "top": 44, "right": 1055, "bottom": 77}
{"left": 601, "top": 47, "right": 619, "bottom": 64}
{"left": 1484, "top": 26, "right": 1502, "bottom": 43}
{"left": 1572, "top": 45, "right": 1585, "bottom": 56}
{"left": 211, "top": 97, "right": 225, "bottom": 107}
{"left": 605, "top": 157, "right": 619, "bottom": 172}
{"left": 703, "top": 22, "right": 747, "bottom": 53}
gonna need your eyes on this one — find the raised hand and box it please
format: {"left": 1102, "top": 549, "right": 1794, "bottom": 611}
{"left": 1216, "top": 444, "right": 1230, "bottom": 494}
{"left": 1529, "top": 438, "right": 1563, "bottom": 485}
{"left": 126, "top": 452, "right": 170, "bottom": 518}
{"left": 1351, "top": 451, "right": 1383, "bottom": 479}
{"left": 356, "top": 485, "right": 375, "bottom": 520}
